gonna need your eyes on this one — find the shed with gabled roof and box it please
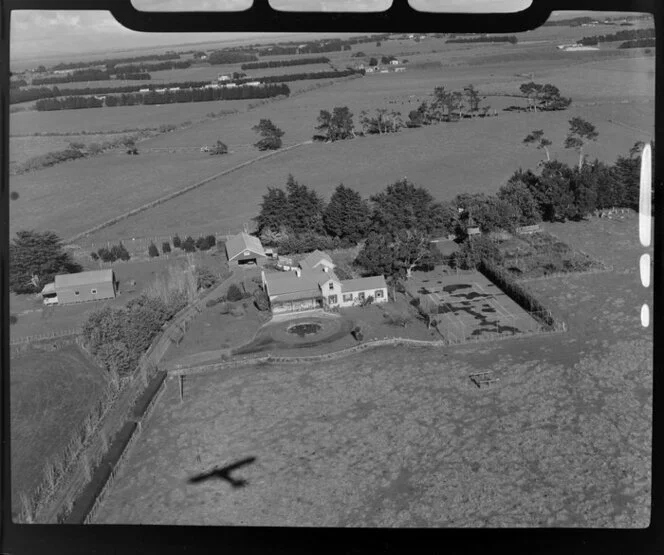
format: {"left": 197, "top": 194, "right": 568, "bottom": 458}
{"left": 225, "top": 232, "right": 267, "bottom": 266}
{"left": 53, "top": 269, "right": 117, "bottom": 304}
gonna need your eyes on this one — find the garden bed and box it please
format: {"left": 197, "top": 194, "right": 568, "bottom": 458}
{"left": 496, "top": 232, "right": 606, "bottom": 280}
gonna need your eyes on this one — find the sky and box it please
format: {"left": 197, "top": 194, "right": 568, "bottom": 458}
{"left": 10, "top": 2, "right": 623, "bottom": 63}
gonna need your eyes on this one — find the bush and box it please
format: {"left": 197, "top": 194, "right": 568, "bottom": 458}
{"left": 162, "top": 241, "right": 171, "bottom": 254}
{"left": 206, "top": 298, "right": 220, "bottom": 308}
{"left": 206, "top": 234, "right": 217, "bottom": 247}
{"left": 148, "top": 242, "right": 159, "bottom": 258}
{"left": 90, "top": 251, "right": 99, "bottom": 261}
{"left": 195, "top": 236, "right": 212, "bottom": 251}
{"left": 361, "top": 295, "right": 374, "bottom": 307}
{"left": 226, "top": 283, "right": 243, "bottom": 302}
{"left": 195, "top": 266, "right": 218, "bottom": 290}
{"left": 110, "top": 242, "right": 130, "bottom": 261}
{"left": 172, "top": 235, "right": 182, "bottom": 248}
{"left": 10, "top": 314, "right": 18, "bottom": 325}
{"left": 97, "top": 247, "right": 115, "bottom": 262}
{"left": 218, "top": 302, "right": 230, "bottom": 314}
{"left": 182, "top": 236, "right": 196, "bottom": 253}
{"left": 253, "top": 288, "right": 270, "bottom": 311}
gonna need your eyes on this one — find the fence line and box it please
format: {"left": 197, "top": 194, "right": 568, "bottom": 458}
{"left": 517, "top": 265, "right": 613, "bottom": 283}
{"left": 10, "top": 327, "right": 82, "bottom": 345}
{"left": 65, "top": 140, "right": 311, "bottom": 245}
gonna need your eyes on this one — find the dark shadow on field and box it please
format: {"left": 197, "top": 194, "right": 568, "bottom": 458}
{"left": 188, "top": 456, "right": 257, "bottom": 488}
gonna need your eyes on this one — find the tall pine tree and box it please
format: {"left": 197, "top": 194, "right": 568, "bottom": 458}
{"left": 323, "top": 184, "right": 371, "bottom": 243}
{"left": 285, "top": 174, "right": 325, "bottom": 234}
{"left": 254, "top": 187, "right": 289, "bottom": 234}
{"left": 10, "top": 230, "right": 82, "bottom": 294}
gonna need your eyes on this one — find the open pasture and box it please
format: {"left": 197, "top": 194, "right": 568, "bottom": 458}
{"left": 10, "top": 344, "right": 107, "bottom": 512}
{"left": 82, "top": 96, "right": 651, "bottom": 243}
{"left": 93, "top": 214, "right": 652, "bottom": 527}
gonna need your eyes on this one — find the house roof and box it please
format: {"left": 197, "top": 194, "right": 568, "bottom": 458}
{"left": 299, "top": 250, "right": 334, "bottom": 270}
{"left": 41, "top": 282, "right": 56, "bottom": 295}
{"left": 341, "top": 275, "right": 387, "bottom": 293}
{"left": 225, "top": 232, "right": 266, "bottom": 261}
{"left": 54, "top": 269, "right": 114, "bottom": 289}
{"left": 264, "top": 266, "right": 340, "bottom": 299}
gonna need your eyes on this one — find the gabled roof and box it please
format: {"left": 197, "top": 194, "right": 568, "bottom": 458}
{"left": 55, "top": 269, "right": 114, "bottom": 288}
{"left": 225, "top": 232, "right": 266, "bottom": 261}
{"left": 299, "top": 250, "right": 334, "bottom": 270}
{"left": 264, "top": 266, "right": 340, "bottom": 300}
{"left": 341, "top": 275, "right": 387, "bottom": 293}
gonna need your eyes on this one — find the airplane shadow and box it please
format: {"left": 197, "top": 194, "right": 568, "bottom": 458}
{"left": 188, "top": 456, "right": 257, "bottom": 489}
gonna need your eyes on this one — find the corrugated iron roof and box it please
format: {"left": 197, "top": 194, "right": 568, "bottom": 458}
{"left": 341, "top": 275, "right": 387, "bottom": 293}
{"left": 55, "top": 269, "right": 114, "bottom": 288}
{"left": 225, "top": 232, "right": 266, "bottom": 261}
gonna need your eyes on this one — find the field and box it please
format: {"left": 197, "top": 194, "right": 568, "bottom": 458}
{"left": 94, "top": 214, "right": 652, "bottom": 527}
{"left": 10, "top": 43, "right": 653, "bottom": 242}
{"left": 11, "top": 344, "right": 107, "bottom": 509}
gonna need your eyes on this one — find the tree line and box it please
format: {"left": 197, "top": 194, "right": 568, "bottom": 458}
{"left": 579, "top": 27, "right": 655, "bottom": 45}
{"left": 16, "top": 69, "right": 362, "bottom": 106}
{"left": 31, "top": 60, "right": 192, "bottom": 85}
{"left": 49, "top": 52, "right": 180, "bottom": 72}
{"left": 619, "top": 38, "right": 656, "bottom": 48}
{"left": 251, "top": 134, "right": 647, "bottom": 279}
{"left": 446, "top": 35, "right": 518, "bottom": 44}
{"left": 240, "top": 56, "right": 330, "bottom": 70}
{"left": 114, "top": 72, "right": 151, "bottom": 81}
{"left": 35, "top": 83, "right": 290, "bottom": 111}
{"left": 208, "top": 51, "right": 259, "bottom": 65}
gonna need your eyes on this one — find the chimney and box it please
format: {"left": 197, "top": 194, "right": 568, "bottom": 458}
{"left": 323, "top": 266, "right": 328, "bottom": 273}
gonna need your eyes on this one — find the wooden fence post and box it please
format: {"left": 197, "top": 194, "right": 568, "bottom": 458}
{"left": 179, "top": 375, "right": 184, "bottom": 403}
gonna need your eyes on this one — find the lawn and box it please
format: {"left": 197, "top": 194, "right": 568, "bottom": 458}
{"left": 93, "top": 216, "right": 652, "bottom": 527}
{"left": 10, "top": 344, "right": 107, "bottom": 515}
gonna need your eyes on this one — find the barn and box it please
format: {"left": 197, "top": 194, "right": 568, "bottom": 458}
{"left": 225, "top": 232, "right": 268, "bottom": 266}
{"left": 52, "top": 269, "right": 117, "bottom": 305}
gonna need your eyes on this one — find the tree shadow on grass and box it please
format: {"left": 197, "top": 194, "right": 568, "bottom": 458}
{"left": 188, "top": 456, "right": 257, "bottom": 489}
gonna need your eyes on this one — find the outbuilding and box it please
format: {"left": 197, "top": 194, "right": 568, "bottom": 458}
{"left": 225, "top": 232, "right": 268, "bottom": 266}
{"left": 45, "top": 269, "right": 117, "bottom": 305}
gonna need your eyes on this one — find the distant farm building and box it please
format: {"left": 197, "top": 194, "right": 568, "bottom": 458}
{"left": 394, "top": 67, "right": 406, "bottom": 72}
{"left": 41, "top": 269, "right": 117, "bottom": 305}
{"left": 225, "top": 232, "right": 268, "bottom": 266}
{"left": 218, "top": 73, "right": 232, "bottom": 82}
{"left": 389, "top": 59, "right": 399, "bottom": 65}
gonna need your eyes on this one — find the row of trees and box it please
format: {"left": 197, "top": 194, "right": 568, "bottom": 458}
{"left": 114, "top": 72, "right": 151, "bottom": 81}
{"left": 15, "top": 69, "right": 360, "bottom": 105}
{"left": 33, "top": 69, "right": 111, "bottom": 86}
{"left": 208, "top": 51, "right": 259, "bottom": 65}
{"left": 620, "top": 38, "right": 656, "bottom": 48}
{"left": 240, "top": 56, "right": 330, "bottom": 70}
{"left": 518, "top": 82, "right": 572, "bottom": 112}
{"left": 446, "top": 35, "right": 518, "bottom": 44}
{"left": 579, "top": 26, "right": 655, "bottom": 45}
{"left": 111, "top": 60, "right": 191, "bottom": 74}
{"left": 35, "top": 83, "right": 290, "bottom": 111}
{"left": 49, "top": 52, "right": 180, "bottom": 72}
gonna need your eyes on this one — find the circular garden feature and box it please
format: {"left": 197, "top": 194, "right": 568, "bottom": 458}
{"left": 287, "top": 322, "right": 323, "bottom": 338}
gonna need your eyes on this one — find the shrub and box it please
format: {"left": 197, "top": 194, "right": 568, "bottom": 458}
{"left": 172, "top": 235, "right": 182, "bottom": 248}
{"left": 226, "top": 283, "right": 243, "bottom": 302}
{"left": 253, "top": 288, "right": 270, "bottom": 311}
{"left": 182, "top": 236, "right": 196, "bottom": 252}
{"left": 90, "top": 251, "right": 99, "bottom": 261}
{"left": 97, "top": 247, "right": 115, "bottom": 262}
{"left": 195, "top": 266, "right": 218, "bottom": 290}
{"left": 148, "top": 242, "right": 159, "bottom": 257}
{"left": 361, "top": 295, "right": 374, "bottom": 307}
{"left": 10, "top": 314, "right": 18, "bottom": 325}
{"left": 206, "top": 234, "right": 217, "bottom": 247}
{"left": 110, "top": 242, "right": 130, "bottom": 261}
{"left": 206, "top": 298, "right": 220, "bottom": 308}
{"left": 218, "top": 302, "right": 230, "bottom": 314}
{"left": 88, "top": 143, "right": 102, "bottom": 155}
{"left": 162, "top": 241, "right": 171, "bottom": 254}
{"left": 195, "top": 236, "right": 212, "bottom": 251}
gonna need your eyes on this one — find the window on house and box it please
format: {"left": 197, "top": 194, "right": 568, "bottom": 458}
{"left": 343, "top": 293, "right": 353, "bottom": 302}
{"left": 91, "top": 288, "right": 98, "bottom": 294}
{"left": 329, "top": 282, "right": 334, "bottom": 290}
{"left": 375, "top": 289, "right": 384, "bottom": 298}
{"left": 358, "top": 292, "right": 365, "bottom": 301}
{"left": 328, "top": 294, "right": 338, "bottom": 304}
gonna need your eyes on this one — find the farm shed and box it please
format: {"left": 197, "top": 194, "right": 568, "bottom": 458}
{"left": 225, "top": 232, "right": 267, "bottom": 266}
{"left": 52, "top": 269, "right": 117, "bottom": 305}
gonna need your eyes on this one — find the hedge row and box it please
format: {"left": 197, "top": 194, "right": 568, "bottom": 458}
{"left": 240, "top": 56, "right": 330, "bottom": 70}
{"left": 477, "top": 259, "right": 556, "bottom": 328}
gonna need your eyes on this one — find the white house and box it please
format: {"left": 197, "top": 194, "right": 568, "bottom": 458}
{"left": 261, "top": 250, "right": 388, "bottom": 314}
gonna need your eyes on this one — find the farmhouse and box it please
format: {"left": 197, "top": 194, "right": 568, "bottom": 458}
{"left": 225, "top": 232, "right": 268, "bottom": 266}
{"left": 41, "top": 269, "right": 117, "bottom": 305}
{"left": 262, "top": 251, "right": 388, "bottom": 314}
